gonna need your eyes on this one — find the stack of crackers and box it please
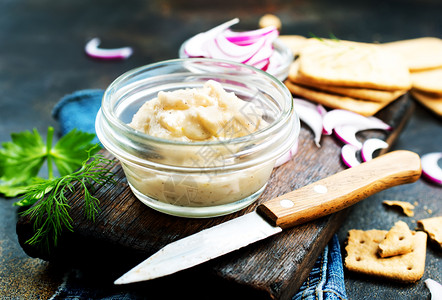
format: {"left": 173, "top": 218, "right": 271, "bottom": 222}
{"left": 382, "top": 37, "right": 442, "bottom": 117}
{"left": 284, "top": 38, "right": 411, "bottom": 116}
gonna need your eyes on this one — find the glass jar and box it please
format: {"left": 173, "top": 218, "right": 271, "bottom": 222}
{"left": 95, "top": 58, "right": 299, "bottom": 218}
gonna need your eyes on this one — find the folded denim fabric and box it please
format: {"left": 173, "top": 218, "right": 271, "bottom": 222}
{"left": 293, "top": 234, "right": 348, "bottom": 300}
{"left": 51, "top": 90, "right": 348, "bottom": 300}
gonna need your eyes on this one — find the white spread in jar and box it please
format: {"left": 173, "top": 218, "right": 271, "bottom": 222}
{"left": 129, "top": 80, "right": 267, "bottom": 141}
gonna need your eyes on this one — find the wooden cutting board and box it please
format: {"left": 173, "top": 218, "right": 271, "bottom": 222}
{"left": 16, "top": 95, "right": 414, "bottom": 300}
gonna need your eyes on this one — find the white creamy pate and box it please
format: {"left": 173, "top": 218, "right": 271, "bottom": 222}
{"left": 126, "top": 80, "right": 273, "bottom": 207}
{"left": 129, "top": 80, "right": 266, "bottom": 141}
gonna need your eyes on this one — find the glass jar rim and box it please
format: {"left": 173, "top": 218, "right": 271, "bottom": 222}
{"left": 101, "top": 57, "right": 295, "bottom": 148}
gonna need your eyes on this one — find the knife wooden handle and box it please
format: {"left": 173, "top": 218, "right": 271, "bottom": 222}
{"left": 257, "top": 150, "right": 421, "bottom": 229}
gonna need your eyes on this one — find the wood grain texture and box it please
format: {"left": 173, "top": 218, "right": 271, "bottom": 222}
{"left": 16, "top": 95, "right": 414, "bottom": 300}
{"left": 258, "top": 150, "right": 421, "bottom": 228}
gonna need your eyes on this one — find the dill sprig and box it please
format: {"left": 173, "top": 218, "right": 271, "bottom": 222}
{"left": 18, "top": 153, "right": 115, "bottom": 251}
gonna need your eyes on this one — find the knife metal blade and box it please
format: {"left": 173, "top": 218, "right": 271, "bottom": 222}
{"left": 114, "top": 211, "right": 281, "bottom": 284}
{"left": 114, "top": 150, "right": 421, "bottom": 285}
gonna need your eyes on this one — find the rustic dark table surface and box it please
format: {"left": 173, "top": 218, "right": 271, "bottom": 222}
{"left": 1, "top": 0, "right": 441, "bottom": 299}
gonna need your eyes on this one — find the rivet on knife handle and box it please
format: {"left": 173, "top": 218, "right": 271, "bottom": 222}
{"left": 257, "top": 150, "right": 422, "bottom": 229}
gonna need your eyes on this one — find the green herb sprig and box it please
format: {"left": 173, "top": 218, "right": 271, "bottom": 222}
{"left": 18, "top": 152, "right": 115, "bottom": 250}
{"left": 0, "top": 127, "right": 115, "bottom": 250}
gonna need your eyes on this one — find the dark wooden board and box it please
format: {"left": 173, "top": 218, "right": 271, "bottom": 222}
{"left": 16, "top": 95, "right": 414, "bottom": 300}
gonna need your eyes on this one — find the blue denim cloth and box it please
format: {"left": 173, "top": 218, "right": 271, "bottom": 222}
{"left": 51, "top": 90, "right": 348, "bottom": 300}
{"left": 52, "top": 89, "right": 104, "bottom": 144}
{"left": 293, "top": 235, "right": 348, "bottom": 300}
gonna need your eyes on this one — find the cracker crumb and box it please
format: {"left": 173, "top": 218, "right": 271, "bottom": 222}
{"left": 383, "top": 200, "right": 415, "bottom": 217}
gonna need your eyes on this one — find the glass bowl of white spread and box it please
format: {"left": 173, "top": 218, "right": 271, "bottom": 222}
{"left": 96, "top": 58, "right": 299, "bottom": 218}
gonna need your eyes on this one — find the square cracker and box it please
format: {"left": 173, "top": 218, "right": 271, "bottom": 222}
{"left": 288, "top": 61, "right": 407, "bottom": 102}
{"left": 284, "top": 80, "right": 395, "bottom": 116}
{"left": 411, "top": 68, "right": 442, "bottom": 95}
{"left": 378, "top": 221, "right": 413, "bottom": 257}
{"left": 345, "top": 229, "right": 427, "bottom": 283}
{"left": 297, "top": 38, "right": 411, "bottom": 91}
{"left": 410, "top": 89, "right": 442, "bottom": 118}
{"left": 381, "top": 37, "right": 442, "bottom": 72}
{"left": 417, "top": 216, "right": 442, "bottom": 248}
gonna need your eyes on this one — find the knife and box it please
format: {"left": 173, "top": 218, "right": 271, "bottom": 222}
{"left": 114, "top": 150, "right": 421, "bottom": 285}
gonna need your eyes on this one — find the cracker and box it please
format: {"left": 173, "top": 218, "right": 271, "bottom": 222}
{"left": 381, "top": 37, "right": 442, "bottom": 72}
{"left": 284, "top": 81, "right": 395, "bottom": 116}
{"left": 345, "top": 229, "right": 427, "bottom": 283}
{"left": 378, "top": 221, "right": 413, "bottom": 257}
{"left": 410, "top": 89, "right": 442, "bottom": 118}
{"left": 383, "top": 200, "right": 415, "bottom": 216}
{"left": 417, "top": 216, "right": 442, "bottom": 248}
{"left": 278, "top": 35, "right": 308, "bottom": 57}
{"left": 297, "top": 38, "right": 412, "bottom": 91}
{"left": 288, "top": 61, "right": 407, "bottom": 102}
{"left": 411, "top": 68, "right": 442, "bottom": 95}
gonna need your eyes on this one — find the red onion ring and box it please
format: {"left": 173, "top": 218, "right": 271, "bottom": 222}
{"left": 341, "top": 144, "right": 361, "bottom": 168}
{"left": 322, "top": 109, "right": 392, "bottom": 136}
{"left": 224, "top": 27, "right": 277, "bottom": 45}
{"left": 341, "top": 139, "right": 389, "bottom": 168}
{"left": 293, "top": 98, "right": 324, "bottom": 147}
{"left": 360, "top": 138, "right": 389, "bottom": 162}
{"left": 183, "top": 18, "right": 279, "bottom": 72}
{"left": 421, "top": 152, "right": 442, "bottom": 185}
{"left": 425, "top": 279, "right": 442, "bottom": 299}
{"left": 85, "top": 38, "right": 133, "bottom": 60}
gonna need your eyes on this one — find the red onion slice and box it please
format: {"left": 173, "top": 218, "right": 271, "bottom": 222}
{"left": 85, "top": 38, "right": 133, "bottom": 60}
{"left": 184, "top": 18, "right": 240, "bottom": 57}
{"left": 333, "top": 124, "right": 365, "bottom": 149}
{"left": 213, "top": 33, "right": 267, "bottom": 60}
{"left": 322, "top": 109, "right": 392, "bottom": 136}
{"left": 183, "top": 18, "right": 279, "bottom": 72}
{"left": 224, "top": 26, "right": 277, "bottom": 45}
{"left": 421, "top": 152, "right": 442, "bottom": 185}
{"left": 245, "top": 34, "right": 277, "bottom": 65}
{"left": 425, "top": 279, "right": 442, "bottom": 299}
{"left": 361, "top": 138, "right": 389, "bottom": 162}
{"left": 341, "top": 144, "right": 361, "bottom": 168}
{"left": 293, "top": 98, "right": 324, "bottom": 147}
{"left": 333, "top": 122, "right": 391, "bottom": 150}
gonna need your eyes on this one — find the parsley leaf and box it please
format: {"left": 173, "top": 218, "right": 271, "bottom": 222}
{"left": 0, "top": 127, "right": 99, "bottom": 197}
{"left": 51, "top": 128, "right": 99, "bottom": 176}
{"left": 0, "top": 126, "right": 116, "bottom": 249}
